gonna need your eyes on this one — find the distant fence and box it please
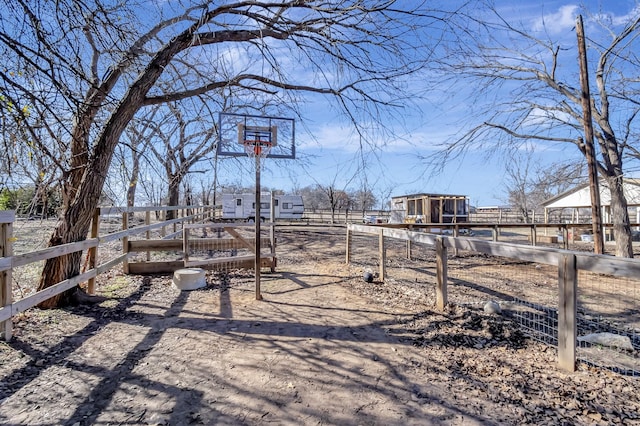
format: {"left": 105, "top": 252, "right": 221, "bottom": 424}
{"left": 470, "top": 209, "right": 572, "bottom": 223}
{"left": 0, "top": 206, "right": 213, "bottom": 341}
{"left": 301, "top": 208, "right": 608, "bottom": 226}
{"left": 346, "top": 223, "right": 640, "bottom": 374}
{"left": 302, "top": 209, "right": 390, "bottom": 224}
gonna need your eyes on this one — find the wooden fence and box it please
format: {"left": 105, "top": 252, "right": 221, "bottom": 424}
{"left": 346, "top": 223, "right": 640, "bottom": 372}
{"left": 0, "top": 206, "right": 213, "bottom": 341}
{"left": 300, "top": 209, "right": 587, "bottom": 224}
{"left": 302, "top": 209, "right": 390, "bottom": 224}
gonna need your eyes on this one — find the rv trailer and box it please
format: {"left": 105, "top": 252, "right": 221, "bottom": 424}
{"left": 221, "top": 193, "right": 304, "bottom": 221}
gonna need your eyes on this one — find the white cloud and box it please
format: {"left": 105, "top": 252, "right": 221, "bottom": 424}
{"left": 523, "top": 107, "right": 573, "bottom": 127}
{"left": 531, "top": 5, "right": 579, "bottom": 35}
{"left": 298, "top": 120, "right": 448, "bottom": 155}
{"left": 302, "top": 123, "right": 356, "bottom": 151}
{"left": 600, "top": 5, "right": 640, "bottom": 26}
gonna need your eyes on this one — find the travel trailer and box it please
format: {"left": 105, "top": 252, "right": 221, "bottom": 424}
{"left": 221, "top": 193, "right": 304, "bottom": 221}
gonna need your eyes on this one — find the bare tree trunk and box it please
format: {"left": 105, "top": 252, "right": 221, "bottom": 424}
{"left": 37, "top": 163, "right": 107, "bottom": 308}
{"left": 606, "top": 176, "right": 633, "bottom": 257}
{"left": 126, "top": 152, "right": 140, "bottom": 222}
{"left": 328, "top": 187, "right": 336, "bottom": 224}
{"left": 166, "top": 177, "right": 180, "bottom": 220}
{"left": 35, "top": 39, "right": 174, "bottom": 306}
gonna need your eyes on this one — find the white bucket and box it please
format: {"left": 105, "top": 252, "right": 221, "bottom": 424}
{"left": 172, "top": 268, "right": 206, "bottom": 290}
{"left": 580, "top": 234, "right": 594, "bottom": 242}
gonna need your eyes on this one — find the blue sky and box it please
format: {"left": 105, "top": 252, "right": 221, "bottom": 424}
{"left": 215, "top": 1, "right": 640, "bottom": 209}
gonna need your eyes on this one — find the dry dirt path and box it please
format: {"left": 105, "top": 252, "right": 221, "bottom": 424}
{"left": 0, "top": 226, "right": 639, "bottom": 425}
{"left": 0, "top": 265, "right": 473, "bottom": 425}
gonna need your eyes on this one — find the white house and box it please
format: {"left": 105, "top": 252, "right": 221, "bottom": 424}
{"left": 541, "top": 178, "right": 640, "bottom": 224}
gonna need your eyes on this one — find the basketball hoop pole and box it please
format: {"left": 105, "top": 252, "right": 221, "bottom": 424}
{"left": 254, "top": 148, "right": 263, "bottom": 300}
{"left": 217, "top": 113, "right": 295, "bottom": 301}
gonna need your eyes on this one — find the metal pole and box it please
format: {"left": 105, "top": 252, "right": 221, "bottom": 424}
{"left": 255, "top": 150, "right": 262, "bottom": 300}
{"left": 270, "top": 191, "right": 276, "bottom": 272}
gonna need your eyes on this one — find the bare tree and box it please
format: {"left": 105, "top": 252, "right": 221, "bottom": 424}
{"left": 505, "top": 148, "right": 585, "bottom": 222}
{"left": 505, "top": 150, "right": 536, "bottom": 223}
{"left": 147, "top": 101, "right": 217, "bottom": 219}
{"left": 108, "top": 107, "right": 166, "bottom": 220}
{"left": 353, "top": 187, "right": 378, "bottom": 215}
{"left": 124, "top": 115, "right": 161, "bottom": 213}
{"left": 298, "top": 185, "right": 326, "bottom": 210}
{"left": 432, "top": 3, "right": 640, "bottom": 257}
{"left": 0, "top": 106, "right": 62, "bottom": 218}
{"left": 319, "top": 185, "right": 350, "bottom": 224}
{"left": 1, "top": 1, "right": 455, "bottom": 306}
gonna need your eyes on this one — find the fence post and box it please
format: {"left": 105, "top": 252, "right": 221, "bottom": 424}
{"left": 161, "top": 209, "right": 166, "bottom": 238}
{"left": 183, "top": 225, "right": 189, "bottom": 265}
{"left": 1, "top": 211, "right": 15, "bottom": 341}
{"left": 173, "top": 208, "right": 178, "bottom": 235}
{"left": 269, "top": 221, "right": 276, "bottom": 272}
{"left": 453, "top": 224, "right": 460, "bottom": 256}
{"left": 145, "top": 210, "right": 151, "bottom": 261}
{"left": 270, "top": 193, "right": 276, "bottom": 272}
{"left": 122, "top": 212, "right": 130, "bottom": 274}
{"left": 558, "top": 253, "right": 577, "bottom": 372}
{"left": 345, "top": 227, "right": 351, "bottom": 264}
{"left": 531, "top": 224, "right": 537, "bottom": 247}
{"left": 378, "top": 228, "right": 386, "bottom": 281}
{"left": 435, "top": 236, "right": 448, "bottom": 311}
{"left": 406, "top": 225, "right": 413, "bottom": 260}
{"left": 87, "top": 208, "right": 100, "bottom": 294}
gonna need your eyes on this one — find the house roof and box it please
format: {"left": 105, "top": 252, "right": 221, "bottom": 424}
{"left": 542, "top": 178, "right": 640, "bottom": 209}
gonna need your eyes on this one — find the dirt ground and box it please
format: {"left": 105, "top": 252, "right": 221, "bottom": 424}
{"left": 1, "top": 225, "right": 639, "bottom": 425}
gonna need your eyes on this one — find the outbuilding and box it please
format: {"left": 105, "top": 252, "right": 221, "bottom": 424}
{"left": 389, "top": 193, "right": 469, "bottom": 224}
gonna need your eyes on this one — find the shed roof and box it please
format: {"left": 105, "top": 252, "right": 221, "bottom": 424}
{"left": 391, "top": 193, "right": 467, "bottom": 200}
{"left": 542, "top": 178, "right": 640, "bottom": 209}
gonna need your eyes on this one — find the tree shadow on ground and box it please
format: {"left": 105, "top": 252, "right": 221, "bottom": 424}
{"left": 1, "top": 271, "right": 504, "bottom": 425}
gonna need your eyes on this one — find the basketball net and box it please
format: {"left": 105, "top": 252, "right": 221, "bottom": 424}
{"left": 243, "top": 140, "right": 272, "bottom": 159}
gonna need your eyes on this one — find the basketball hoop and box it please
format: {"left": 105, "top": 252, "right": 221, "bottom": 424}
{"left": 217, "top": 112, "right": 295, "bottom": 159}
{"left": 243, "top": 140, "right": 273, "bottom": 159}
{"left": 238, "top": 123, "right": 277, "bottom": 160}
{"left": 216, "top": 113, "right": 296, "bottom": 301}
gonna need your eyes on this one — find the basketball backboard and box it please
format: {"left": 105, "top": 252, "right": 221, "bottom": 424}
{"left": 217, "top": 112, "right": 295, "bottom": 159}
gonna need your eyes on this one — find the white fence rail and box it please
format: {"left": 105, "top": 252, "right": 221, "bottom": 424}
{"left": 0, "top": 206, "right": 213, "bottom": 341}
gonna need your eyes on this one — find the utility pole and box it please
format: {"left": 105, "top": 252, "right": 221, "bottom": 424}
{"left": 576, "top": 15, "right": 604, "bottom": 254}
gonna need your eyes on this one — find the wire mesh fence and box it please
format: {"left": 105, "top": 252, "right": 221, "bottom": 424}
{"left": 347, "top": 224, "right": 640, "bottom": 375}
{"left": 576, "top": 271, "right": 640, "bottom": 375}
{"left": 183, "top": 222, "right": 274, "bottom": 272}
{"left": 447, "top": 254, "right": 561, "bottom": 347}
